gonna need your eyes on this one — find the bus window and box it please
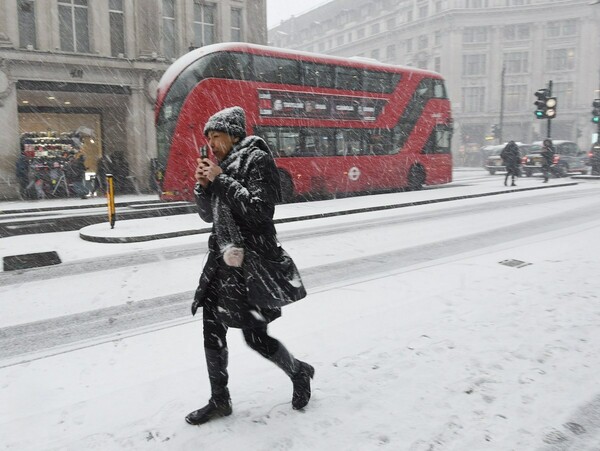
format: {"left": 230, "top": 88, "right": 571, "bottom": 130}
{"left": 297, "top": 129, "right": 334, "bottom": 156}
{"left": 335, "top": 129, "right": 364, "bottom": 156}
{"left": 392, "top": 124, "right": 411, "bottom": 152}
{"left": 201, "top": 52, "right": 252, "bottom": 80}
{"left": 335, "top": 66, "right": 362, "bottom": 91}
{"left": 366, "top": 130, "right": 395, "bottom": 155}
{"left": 433, "top": 79, "right": 447, "bottom": 99}
{"left": 415, "top": 78, "right": 433, "bottom": 99}
{"left": 254, "top": 56, "right": 301, "bottom": 85}
{"left": 259, "top": 129, "right": 278, "bottom": 155}
{"left": 280, "top": 129, "right": 300, "bottom": 157}
{"left": 422, "top": 125, "right": 453, "bottom": 154}
{"left": 303, "top": 63, "right": 335, "bottom": 88}
{"left": 362, "top": 71, "right": 400, "bottom": 94}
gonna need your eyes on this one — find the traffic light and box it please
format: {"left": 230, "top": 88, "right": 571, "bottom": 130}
{"left": 490, "top": 124, "right": 501, "bottom": 138}
{"left": 534, "top": 88, "right": 557, "bottom": 119}
{"left": 592, "top": 99, "right": 600, "bottom": 124}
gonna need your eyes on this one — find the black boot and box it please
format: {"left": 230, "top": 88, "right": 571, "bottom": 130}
{"left": 186, "top": 348, "right": 232, "bottom": 425}
{"left": 511, "top": 177, "right": 516, "bottom": 187}
{"left": 268, "top": 344, "right": 315, "bottom": 410}
{"left": 504, "top": 174, "right": 508, "bottom": 186}
{"left": 291, "top": 361, "right": 315, "bottom": 410}
{"left": 185, "top": 389, "right": 232, "bottom": 425}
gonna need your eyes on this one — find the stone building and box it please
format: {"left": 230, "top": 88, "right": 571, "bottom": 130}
{"left": 0, "top": 0, "right": 266, "bottom": 200}
{"left": 269, "top": 0, "right": 600, "bottom": 160}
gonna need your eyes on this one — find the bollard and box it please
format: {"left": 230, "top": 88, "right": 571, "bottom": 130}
{"left": 106, "top": 173, "right": 116, "bottom": 229}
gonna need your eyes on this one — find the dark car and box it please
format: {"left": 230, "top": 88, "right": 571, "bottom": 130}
{"left": 484, "top": 142, "right": 530, "bottom": 175}
{"left": 522, "top": 140, "right": 589, "bottom": 177}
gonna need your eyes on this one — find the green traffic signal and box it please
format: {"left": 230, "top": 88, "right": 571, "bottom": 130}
{"left": 593, "top": 116, "right": 600, "bottom": 124}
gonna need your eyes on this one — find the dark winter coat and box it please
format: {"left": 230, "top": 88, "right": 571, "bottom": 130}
{"left": 501, "top": 142, "right": 521, "bottom": 176}
{"left": 191, "top": 136, "right": 306, "bottom": 327}
{"left": 67, "top": 155, "right": 86, "bottom": 180}
{"left": 541, "top": 145, "right": 555, "bottom": 167}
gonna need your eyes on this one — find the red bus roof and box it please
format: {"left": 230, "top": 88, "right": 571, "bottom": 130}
{"left": 155, "top": 42, "right": 444, "bottom": 115}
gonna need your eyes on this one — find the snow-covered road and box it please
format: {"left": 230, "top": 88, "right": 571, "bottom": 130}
{"left": 2, "top": 173, "right": 600, "bottom": 450}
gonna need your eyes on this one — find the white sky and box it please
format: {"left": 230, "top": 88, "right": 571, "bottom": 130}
{"left": 3, "top": 174, "right": 600, "bottom": 449}
{"left": 267, "top": 0, "right": 334, "bottom": 28}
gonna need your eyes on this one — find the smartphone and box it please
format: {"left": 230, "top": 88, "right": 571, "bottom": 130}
{"left": 200, "top": 145, "right": 208, "bottom": 159}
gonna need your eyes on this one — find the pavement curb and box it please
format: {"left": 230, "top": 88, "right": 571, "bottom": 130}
{"left": 79, "top": 182, "right": 578, "bottom": 244}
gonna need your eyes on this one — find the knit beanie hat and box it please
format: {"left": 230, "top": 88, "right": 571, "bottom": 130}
{"left": 203, "top": 106, "right": 247, "bottom": 139}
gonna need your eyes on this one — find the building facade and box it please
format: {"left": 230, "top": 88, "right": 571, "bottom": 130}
{"left": 0, "top": 0, "right": 266, "bottom": 200}
{"left": 269, "top": 0, "right": 600, "bottom": 162}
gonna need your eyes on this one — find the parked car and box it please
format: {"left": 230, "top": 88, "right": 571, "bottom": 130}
{"left": 522, "top": 140, "right": 589, "bottom": 177}
{"left": 484, "top": 142, "right": 530, "bottom": 175}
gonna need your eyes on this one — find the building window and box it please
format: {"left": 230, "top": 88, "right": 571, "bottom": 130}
{"left": 435, "top": 1, "right": 442, "bottom": 13}
{"left": 231, "top": 7, "right": 242, "bottom": 41}
{"left": 162, "top": 0, "right": 176, "bottom": 59}
{"left": 109, "top": 0, "right": 125, "bottom": 57}
{"left": 418, "top": 35, "right": 428, "bottom": 50}
{"left": 357, "top": 28, "right": 365, "bottom": 39}
{"left": 386, "top": 44, "right": 396, "bottom": 60}
{"left": 434, "top": 56, "right": 441, "bottom": 73}
{"left": 371, "top": 48, "right": 380, "bottom": 60}
{"left": 503, "top": 23, "right": 531, "bottom": 41}
{"left": 463, "top": 26, "right": 488, "bottom": 43}
{"left": 405, "top": 38, "right": 413, "bottom": 52}
{"left": 336, "top": 35, "right": 344, "bottom": 47}
{"left": 371, "top": 23, "right": 380, "bottom": 35}
{"left": 547, "top": 19, "right": 577, "bottom": 38}
{"left": 406, "top": 10, "right": 413, "bottom": 22}
{"left": 194, "top": 0, "right": 216, "bottom": 47}
{"left": 465, "top": 0, "right": 488, "bottom": 7}
{"left": 18, "top": 0, "right": 36, "bottom": 49}
{"left": 418, "top": 5, "right": 428, "bottom": 18}
{"left": 462, "top": 87, "right": 485, "bottom": 113}
{"left": 58, "top": 0, "right": 89, "bottom": 53}
{"left": 504, "top": 51, "right": 528, "bottom": 74}
{"left": 462, "top": 54, "right": 486, "bottom": 76}
{"left": 434, "top": 31, "right": 441, "bottom": 46}
{"left": 552, "top": 82, "right": 574, "bottom": 108}
{"left": 386, "top": 17, "right": 395, "bottom": 30}
{"left": 505, "top": 84, "right": 527, "bottom": 111}
{"left": 546, "top": 48, "right": 575, "bottom": 71}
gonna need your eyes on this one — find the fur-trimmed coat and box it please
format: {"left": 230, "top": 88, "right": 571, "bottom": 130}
{"left": 191, "top": 136, "right": 306, "bottom": 327}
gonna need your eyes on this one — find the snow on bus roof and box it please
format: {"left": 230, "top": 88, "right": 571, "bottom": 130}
{"left": 156, "top": 42, "right": 443, "bottom": 109}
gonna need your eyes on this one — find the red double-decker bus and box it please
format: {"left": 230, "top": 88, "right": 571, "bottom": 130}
{"left": 155, "top": 43, "right": 453, "bottom": 202}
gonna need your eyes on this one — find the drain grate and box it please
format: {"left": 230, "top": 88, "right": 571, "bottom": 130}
{"left": 3, "top": 251, "right": 62, "bottom": 271}
{"left": 499, "top": 259, "right": 531, "bottom": 268}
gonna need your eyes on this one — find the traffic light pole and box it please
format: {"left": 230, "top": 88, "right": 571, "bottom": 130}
{"left": 547, "top": 80, "right": 552, "bottom": 139}
{"left": 499, "top": 65, "right": 505, "bottom": 143}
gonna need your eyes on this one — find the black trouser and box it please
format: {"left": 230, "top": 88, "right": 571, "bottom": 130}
{"left": 203, "top": 304, "right": 280, "bottom": 358}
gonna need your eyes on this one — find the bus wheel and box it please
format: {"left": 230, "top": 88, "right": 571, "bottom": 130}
{"left": 279, "top": 171, "right": 294, "bottom": 203}
{"left": 407, "top": 165, "right": 426, "bottom": 191}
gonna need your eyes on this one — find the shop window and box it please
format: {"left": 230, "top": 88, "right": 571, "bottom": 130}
{"left": 58, "top": 0, "right": 90, "bottom": 53}
{"left": 109, "top": 0, "right": 125, "bottom": 57}
{"left": 193, "top": 1, "right": 216, "bottom": 47}
{"left": 18, "top": 0, "right": 36, "bottom": 49}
